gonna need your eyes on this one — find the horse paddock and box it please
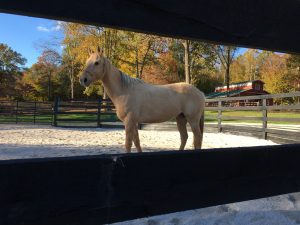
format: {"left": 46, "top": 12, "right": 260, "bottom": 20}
{"left": 0, "top": 124, "right": 276, "bottom": 160}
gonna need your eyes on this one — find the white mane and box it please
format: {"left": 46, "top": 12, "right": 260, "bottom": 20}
{"left": 119, "top": 71, "right": 144, "bottom": 89}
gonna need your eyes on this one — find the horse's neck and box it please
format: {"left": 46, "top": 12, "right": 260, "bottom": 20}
{"left": 101, "top": 59, "right": 124, "bottom": 101}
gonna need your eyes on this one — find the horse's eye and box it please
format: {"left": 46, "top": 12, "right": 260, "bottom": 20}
{"left": 94, "top": 61, "right": 99, "bottom": 66}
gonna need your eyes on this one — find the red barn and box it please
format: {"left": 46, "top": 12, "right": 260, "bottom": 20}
{"left": 206, "top": 80, "right": 272, "bottom": 106}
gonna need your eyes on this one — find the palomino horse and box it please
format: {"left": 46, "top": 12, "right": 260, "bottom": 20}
{"left": 79, "top": 47, "right": 205, "bottom": 153}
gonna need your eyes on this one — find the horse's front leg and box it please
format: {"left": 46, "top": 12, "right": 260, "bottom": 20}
{"left": 132, "top": 124, "right": 142, "bottom": 153}
{"left": 124, "top": 115, "right": 135, "bottom": 153}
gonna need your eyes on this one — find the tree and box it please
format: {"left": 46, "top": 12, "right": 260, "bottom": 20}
{"left": 117, "top": 32, "right": 164, "bottom": 80}
{"left": 286, "top": 54, "right": 300, "bottom": 92}
{"left": 230, "top": 49, "right": 261, "bottom": 83}
{"left": 61, "top": 23, "right": 123, "bottom": 99}
{"left": 142, "top": 51, "right": 180, "bottom": 84}
{"left": 24, "top": 50, "right": 61, "bottom": 101}
{"left": 182, "top": 40, "right": 191, "bottom": 84}
{"left": 169, "top": 39, "right": 218, "bottom": 84}
{"left": 0, "top": 43, "right": 27, "bottom": 99}
{"left": 39, "top": 50, "right": 61, "bottom": 101}
{"left": 259, "top": 53, "right": 290, "bottom": 94}
{"left": 0, "top": 43, "right": 26, "bottom": 72}
{"left": 212, "top": 45, "right": 238, "bottom": 93}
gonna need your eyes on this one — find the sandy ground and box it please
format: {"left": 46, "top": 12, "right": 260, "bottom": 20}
{"left": 0, "top": 124, "right": 276, "bottom": 159}
{"left": 1, "top": 124, "right": 299, "bottom": 225}
{"left": 113, "top": 192, "right": 300, "bottom": 225}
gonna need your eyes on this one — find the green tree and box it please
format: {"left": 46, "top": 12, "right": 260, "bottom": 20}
{"left": 0, "top": 43, "right": 27, "bottom": 99}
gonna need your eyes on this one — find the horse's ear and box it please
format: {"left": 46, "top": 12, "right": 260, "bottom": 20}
{"left": 88, "top": 47, "right": 94, "bottom": 55}
{"left": 97, "top": 46, "right": 103, "bottom": 56}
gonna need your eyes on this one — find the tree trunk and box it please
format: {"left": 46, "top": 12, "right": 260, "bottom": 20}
{"left": 48, "top": 72, "right": 51, "bottom": 101}
{"left": 226, "top": 64, "right": 230, "bottom": 96}
{"left": 139, "top": 40, "right": 152, "bottom": 80}
{"left": 226, "top": 47, "right": 230, "bottom": 96}
{"left": 135, "top": 48, "right": 139, "bottom": 79}
{"left": 70, "top": 60, "right": 74, "bottom": 100}
{"left": 183, "top": 40, "right": 190, "bottom": 84}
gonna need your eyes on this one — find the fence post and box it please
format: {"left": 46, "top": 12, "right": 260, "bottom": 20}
{"left": 15, "top": 100, "right": 19, "bottom": 124}
{"left": 97, "top": 97, "right": 102, "bottom": 128}
{"left": 53, "top": 97, "right": 59, "bottom": 127}
{"left": 217, "top": 100, "right": 222, "bottom": 133}
{"left": 262, "top": 98, "right": 268, "bottom": 139}
{"left": 33, "top": 101, "right": 37, "bottom": 124}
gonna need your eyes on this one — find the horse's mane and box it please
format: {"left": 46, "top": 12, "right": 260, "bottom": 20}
{"left": 119, "top": 71, "right": 144, "bottom": 89}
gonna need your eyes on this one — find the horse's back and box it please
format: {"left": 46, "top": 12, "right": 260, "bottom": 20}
{"left": 130, "top": 82, "right": 204, "bottom": 123}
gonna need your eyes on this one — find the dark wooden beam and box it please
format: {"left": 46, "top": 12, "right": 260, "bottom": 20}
{"left": 0, "top": 0, "right": 300, "bottom": 54}
{"left": 1, "top": 144, "right": 300, "bottom": 224}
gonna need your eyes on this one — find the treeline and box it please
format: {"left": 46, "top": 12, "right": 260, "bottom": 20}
{"left": 1, "top": 23, "right": 299, "bottom": 101}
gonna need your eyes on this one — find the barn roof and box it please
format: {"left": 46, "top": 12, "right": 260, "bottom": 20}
{"left": 0, "top": 0, "right": 300, "bottom": 54}
{"left": 230, "top": 80, "right": 265, "bottom": 86}
{"left": 206, "top": 89, "right": 248, "bottom": 98}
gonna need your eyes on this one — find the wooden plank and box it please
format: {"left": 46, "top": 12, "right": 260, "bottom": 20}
{"left": 55, "top": 118, "right": 97, "bottom": 122}
{"left": 206, "top": 106, "right": 263, "bottom": 111}
{"left": 206, "top": 92, "right": 300, "bottom": 102}
{"left": 101, "top": 118, "right": 121, "bottom": 122}
{"left": 221, "top": 125, "right": 263, "bottom": 132}
{"left": 100, "top": 105, "right": 115, "bottom": 109}
{"left": 1, "top": 145, "right": 300, "bottom": 225}
{"left": 267, "top": 117, "right": 300, "bottom": 122}
{"left": 221, "top": 116, "right": 262, "bottom": 121}
{"left": 266, "top": 104, "right": 300, "bottom": 110}
{"left": 100, "top": 112, "right": 117, "bottom": 115}
{"left": 56, "top": 112, "right": 98, "bottom": 115}
{"left": 58, "top": 105, "right": 98, "bottom": 109}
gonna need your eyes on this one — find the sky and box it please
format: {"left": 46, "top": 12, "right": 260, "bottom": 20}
{"left": 0, "top": 13, "right": 63, "bottom": 67}
{"left": 0, "top": 13, "right": 247, "bottom": 68}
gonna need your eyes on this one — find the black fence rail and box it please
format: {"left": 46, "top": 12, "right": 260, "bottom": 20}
{"left": 1, "top": 144, "right": 300, "bottom": 225}
{"left": 0, "top": 100, "right": 53, "bottom": 125}
{"left": 53, "top": 97, "right": 121, "bottom": 128}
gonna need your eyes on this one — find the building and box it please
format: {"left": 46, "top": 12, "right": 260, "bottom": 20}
{"left": 206, "top": 80, "right": 272, "bottom": 106}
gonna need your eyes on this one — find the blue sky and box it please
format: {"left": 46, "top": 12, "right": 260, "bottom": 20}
{"left": 1, "top": 13, "right": 247, "bottom": 68}
{"left": 0, "top": 13, "right": 63, "bottom": 67}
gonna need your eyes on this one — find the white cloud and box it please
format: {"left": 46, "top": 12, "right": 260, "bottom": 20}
{"left": 37, "top": 21, "right": 63, "bottom": 32}
{"left": 37, "top": 26, "right": 50, "bottom": 32}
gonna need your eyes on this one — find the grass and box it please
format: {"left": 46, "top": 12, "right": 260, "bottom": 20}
{"left": 1, "top": 111, "right": 299, "bottom": 125}
{"left": 0, "top": 113, "right": 119, "bottom": 125}
{"left": 0, "top": 114, "right": 53, "bottom": 123}
{"left": 205, "top": 110, "right": 300, "bottom": 124}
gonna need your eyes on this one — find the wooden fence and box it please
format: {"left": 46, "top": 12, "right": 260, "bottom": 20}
{"left": 205, "top": 91, "right": 300, "bottom": 143}
{"left": 1, "top": 92, "right": 300, "bottom": 143}
{"left": 53, "top": 97, "right": 121, "bottom": 128}
{"left": 0, "top": 100, "right": 53, "bottom": 124}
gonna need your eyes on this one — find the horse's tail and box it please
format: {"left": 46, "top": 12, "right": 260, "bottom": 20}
{"left": 199, "top": 111, "right": 204, "bottom": 149}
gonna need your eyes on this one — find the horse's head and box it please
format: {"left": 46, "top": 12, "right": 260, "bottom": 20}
{"left": 79, "top": 47, "right": 105, "bottom": 87}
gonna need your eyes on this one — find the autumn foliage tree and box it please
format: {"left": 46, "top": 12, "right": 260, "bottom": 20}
{"left": 3, "top": 22, "right": 300, "bottom": 101}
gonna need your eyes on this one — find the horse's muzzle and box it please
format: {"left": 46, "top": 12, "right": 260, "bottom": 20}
{"left": 79, "top": 75, "right": 90, "bottom": 87}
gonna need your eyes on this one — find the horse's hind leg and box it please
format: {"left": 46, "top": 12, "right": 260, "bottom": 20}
{"left": 132, "top": 124, "right": 142, "bottom": 152}
{"left": 187, "top": 115, "right": 202, "bottom": 150}
{"left": 176, "top": 114, "right": 188, "bottom": 150}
